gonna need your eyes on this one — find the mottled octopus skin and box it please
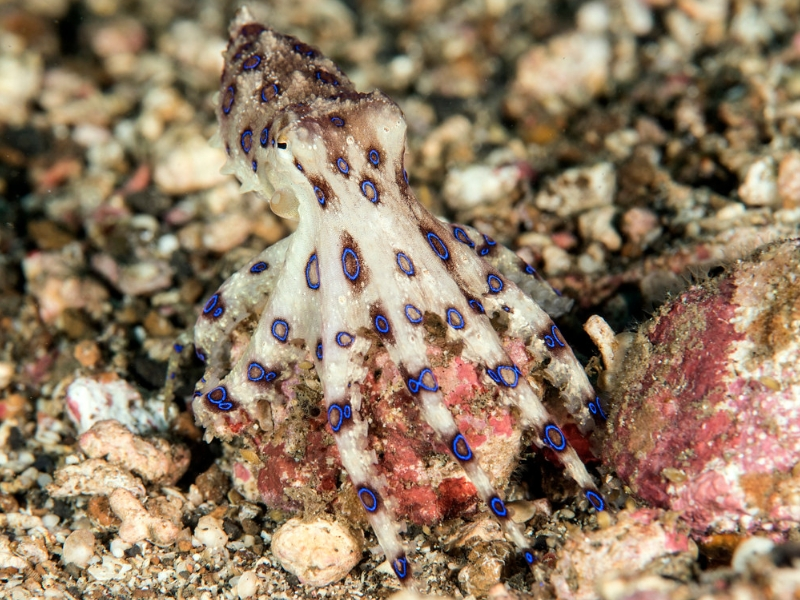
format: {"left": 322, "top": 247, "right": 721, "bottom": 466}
{"left": 192, "top": 7, "right": 606, "bottom": 586}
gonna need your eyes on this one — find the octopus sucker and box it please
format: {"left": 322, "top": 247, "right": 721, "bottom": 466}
{"left": 187, "top": 6, "right": 607, "bottom": 587}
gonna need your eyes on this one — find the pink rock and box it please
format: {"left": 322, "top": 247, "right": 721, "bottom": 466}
{"left": 605, "top": 239, "right": 800, "bottom": 538}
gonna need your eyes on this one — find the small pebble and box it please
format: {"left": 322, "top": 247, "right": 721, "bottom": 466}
{"left": 65, "top": 376, "right": 170, "bottom": 434}
{"left": 577, "top": 206, "right": 621, "bottom": 251}
{"left": 731, "top": 537, "right": 775, "bottom": 573}
{"left": 0, "top": 362, "right": 14, "bottom": 390}
{"left": 738, "top": 156, "right": 778, "bottom": 206}
{"left": 73, "top": 340, "right": 101, "bottom": 368}
{"left": 194, "top": 515, "right": 228, "bottom": 549}
{"left": 777, "top": 151, "right": 800, "bottom": 208}
{"left": 442, "top": 164, "right": 524, "bottom": 211}
{"left": 41, "top": 513, "right": 59, "bottom": 529}
{"left": 271, "top": 517, "right": 362, "bottom": 587}
{"left": 506, "top": 33, "right": 611, "bottom": 115}
{"left": 535, "top": 163, "right": 616, "bottom": 218}
{"left": 62, "top": 530, "right": 96, "bottom": 568}
{"left": 236, "top": 570, "right": 260, "bottom": 599}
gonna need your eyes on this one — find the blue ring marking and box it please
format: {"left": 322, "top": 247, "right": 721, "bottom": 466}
{"left": 524, "top": 550, "right": 536, "bottom": 566}
{"left": 480, "top": 247, "right": 489, "bottom": 256}
{"left": 452, "top": 227, "right": 474, "bottom": 247}
{"left": 336, "top": 332, "right": 354, "bottom": 347}
{"left": 358, "top": 487, "right": 378, "bottom": 512}
{"left": 271, "top": 319, "right": 289, "bottom": 342}
{"left": 543, "top": 424, "right": 567, "bottom": 451}
{"left": 250, "top": 261, "right": 268, "bottom": 273}
{"left": 212, "top": 306, "right": 223, "bottom": 318}
{"left": 502, "top": 306, "right": 510, "bottom": 312}
{"left": 487, "top": 369, "right": 501, "bottom": 384}
{"left": 203, "top": 294, "right": 219, "bottom": 314}
{"left": 483, "top": 234, "right": 496, "bottom": 246}
{"left": 585, "top": 490, "right": 605, "bottom": 511}
{"left": 305, "top": 254, "right": 320, "bottom": 290}
{"left": 369, "top": 149, "right": 380, "bottom": 165}
{"left": 336, "top": 157, "right": 349, "bottom": 174}
{"left": 260, "top": 83, "right": 279, "bottom": 102}
{"left": 207, "top": 386, "right": 233, "bottom": 411}
{"left": 404, "top": 304, "right": 423, "bottom": 323}
{"left": 392, "top": 556, "right": 408, "bottom": 580}
{"left": 374, "top": 315, "right": 390, "bottom": 334}
{"left": 341, "top": 248, "right": 360, "bottom": 281}
{"left": 260, "top": 127, "right": 269, "bottom": 147}
{"left": 544, "top": 324, "right": 565, "bottom": 348}
{"left": 240, "top": 129, "right": 253, "bottom": 153}
{"left": 360, "top": 180, "right": 378, "bottom": 203}
{"left": 396, "top": 252, "right": 415, "bottom": 276}
{"left": 296, "top": 163, "right": 303, "bottom": 171}
{"left": 327, "top": 404, "right": 351, "bottom": 432}
{"left": 242, "top": 55, "right": 261, "bottom": 69}
{"left": 451, "top": 434, "right": 473, "bottom": 461}
{"left": 247, "top": 362, "right": 265, "bottom": 381}
{"left": 497, "top": 365, "right": 520, "bottom": 387}
{"left": 487, "top": 274, "right": 504, "bottom": 293}
{"left": 446, "top": 308, "right": 464, "bottom": 330}
{"left": 316, "top": 342, "right": 323, "bottom": 360}
{"left": 468, "top": 299, "right": 485, "bottom": 313}
{"left": 313, "top": 186, "right": 325, "bottom": 205}
{"left": 331, "top": 116, "right": 344, "bottom": 127}
{"left": 293, "top": 43, "right": 316, "bottom": 57}
{"left": 589, "top": 396, "right": 607, "bottom": 420}
{"left": 403, "top": 168, "right": 409, "bottom": 184}
{"left": 315, "top": 70, "right": 339, "bottom": 86}
{"left": 195, "top": 349, "right": 206, "bottom": 362}
{"left": 489, "top": 496, "right": 508, "bottom": 518}
{"left": 427, "top": 232, "right": 449, "bottom": 260}
{"left": 222, "top": 86, "right": 234, "bottom": 114}
{"left": 173, "top": 343, "right": 183, "bottom": 353}
{"left": 524, "top": 264, "right": 536, "bottom": 275}
{"left": 407, "top": 368, "right": 438, "bottom": 394}
{"left": 328, "top": 405, "right": 342, "bottom": 431}
{"left": 252, "top": 160, "right": 257, "bottom": 172}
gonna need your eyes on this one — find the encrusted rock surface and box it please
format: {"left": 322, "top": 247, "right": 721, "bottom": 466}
{"left": 604, "top": 239, "right": 800, "bottom": 538}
